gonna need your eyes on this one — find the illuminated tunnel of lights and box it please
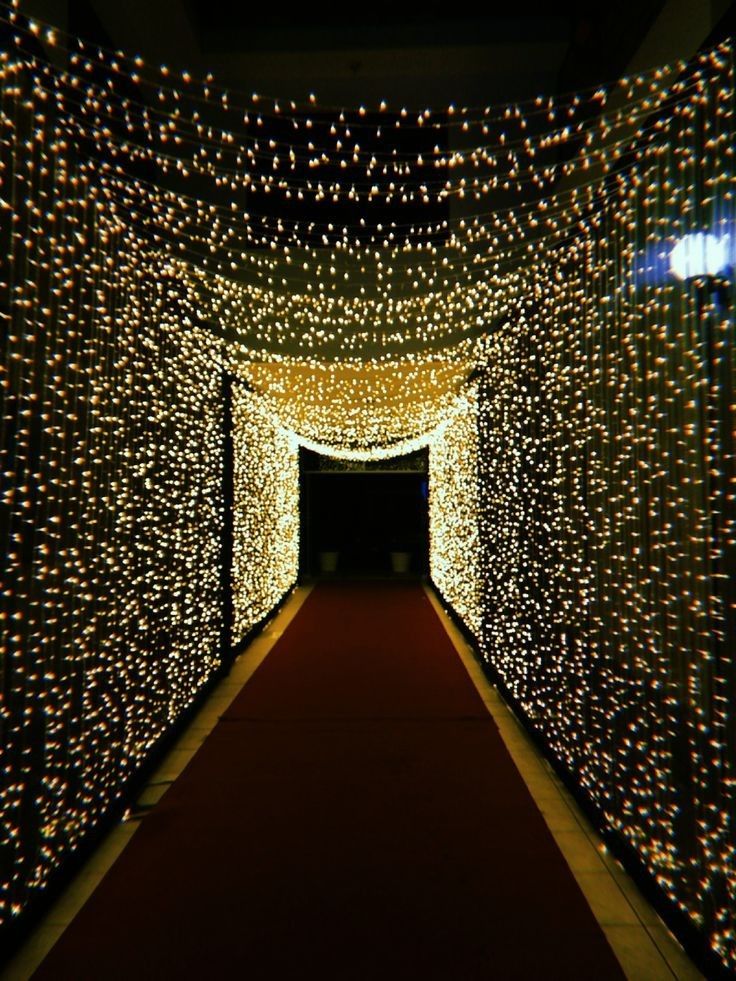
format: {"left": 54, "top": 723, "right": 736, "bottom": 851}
{"left": 0, "top": 3, "right": 734, "bottom": 972}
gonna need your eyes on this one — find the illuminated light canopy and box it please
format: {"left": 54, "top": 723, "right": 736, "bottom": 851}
{"left": 226, "top": 352, "right": 481, "bottom": 456}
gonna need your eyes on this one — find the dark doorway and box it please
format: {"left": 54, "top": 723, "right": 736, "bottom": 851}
{"left": 300, "top": 449, "right": 429, "bottom": 578}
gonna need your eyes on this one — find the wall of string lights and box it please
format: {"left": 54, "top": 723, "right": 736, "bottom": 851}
{"left": 428, "top": 382, "right": 482, "bottom": 639}
{"left": 0, "top": 73, "right": 224, "bottom": 922}
{"left": 231, "top": 384, "right": 299, "bottom": 642}
{"left": 0, "top": 30, "right": 300, "bottom": 933}
{"left": 0, "top": 0, "right": 734, "bottom": 970}
{"left": 430, "top": 46, "right": 736, "bottom": 973}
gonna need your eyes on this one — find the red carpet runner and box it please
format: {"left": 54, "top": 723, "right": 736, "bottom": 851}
{"left": 35, "top": 583, "right": 624, "bottom": 979}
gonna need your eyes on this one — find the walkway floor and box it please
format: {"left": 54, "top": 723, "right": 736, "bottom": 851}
{"left": 4, "top": 584, "right": 702, "bottom": 980}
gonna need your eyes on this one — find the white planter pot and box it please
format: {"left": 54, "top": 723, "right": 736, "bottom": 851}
{"left": 319, "top": 551, "right": 339, "bottom": 573}
{"left": 390, "top": 551, "right": 410, "bottom": 574}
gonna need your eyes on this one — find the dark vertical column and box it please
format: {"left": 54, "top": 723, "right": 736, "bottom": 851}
{"left": 299, "top": 448, "right": 311, "bottom": 581}
{"left": 220, "top": 370, "right": 234, "bottom": 670}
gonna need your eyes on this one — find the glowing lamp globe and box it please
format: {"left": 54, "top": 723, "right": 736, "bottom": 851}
{"left": 670, "top": 232, "right": 729, "bottom": 280}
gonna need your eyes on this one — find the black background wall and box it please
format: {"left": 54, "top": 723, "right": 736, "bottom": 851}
{"left": 299, "top": 451, "right": 428, "bottom": 577}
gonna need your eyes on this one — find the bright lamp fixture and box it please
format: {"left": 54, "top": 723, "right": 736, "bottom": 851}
{"left": 670, "top": 232, "right": 729, "bottom": 280}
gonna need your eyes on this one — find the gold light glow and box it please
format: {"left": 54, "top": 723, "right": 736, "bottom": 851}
{"left": 231, "top": 385, "right": 299, "bottom": 639}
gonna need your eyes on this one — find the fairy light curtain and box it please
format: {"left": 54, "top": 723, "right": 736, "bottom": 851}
{"left": 460, "top": 55, "right": 734, "bottom": 972}
{"left": 0, "top": 48, "right": 299, "bottom": 931}
{"left": 0, "top": 66, "right": 225, "bottom": 920}
{"left": 231, "top": 385, "right": 299, "bottom": 642}
{"left": 0, "top": 0, "right": 734, "bottom": 971}
{"left": 428, "top": 383, "right": 482, "bottom": 639}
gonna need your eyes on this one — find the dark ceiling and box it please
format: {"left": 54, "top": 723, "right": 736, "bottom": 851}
{"left": 51, "top": 0, "right": 703, "bottom": 107}
{"left": 184, "top": 7, "right": 573, "bottom": 52}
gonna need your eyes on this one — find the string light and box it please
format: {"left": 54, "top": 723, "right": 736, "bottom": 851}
{"left": 429, "top": 47, "right": 735, "bottom": 967}
{"left": 231, "top": 385, "right": 299, "bottom": 638}
{"left": 0, "top": 2, "right": 734, "bottom": 971}
{"left": 429, "top": 382, "right": 482, "bottom": 638}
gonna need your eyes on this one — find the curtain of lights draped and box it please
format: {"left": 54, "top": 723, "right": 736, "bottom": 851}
{"left": 430, "top": 49, "right": 736, "bottom": 972}
{"left": 231, "top": 385, "right": 299, "bottom": 642}
{"left": 428, "top": 385, "right": 482, "bottom": 639}
{"left": 0, "top": 57, "right": 298, "bottom": 932}
{"left": 0, "top": 57, "right": 225, "bottom": 922}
